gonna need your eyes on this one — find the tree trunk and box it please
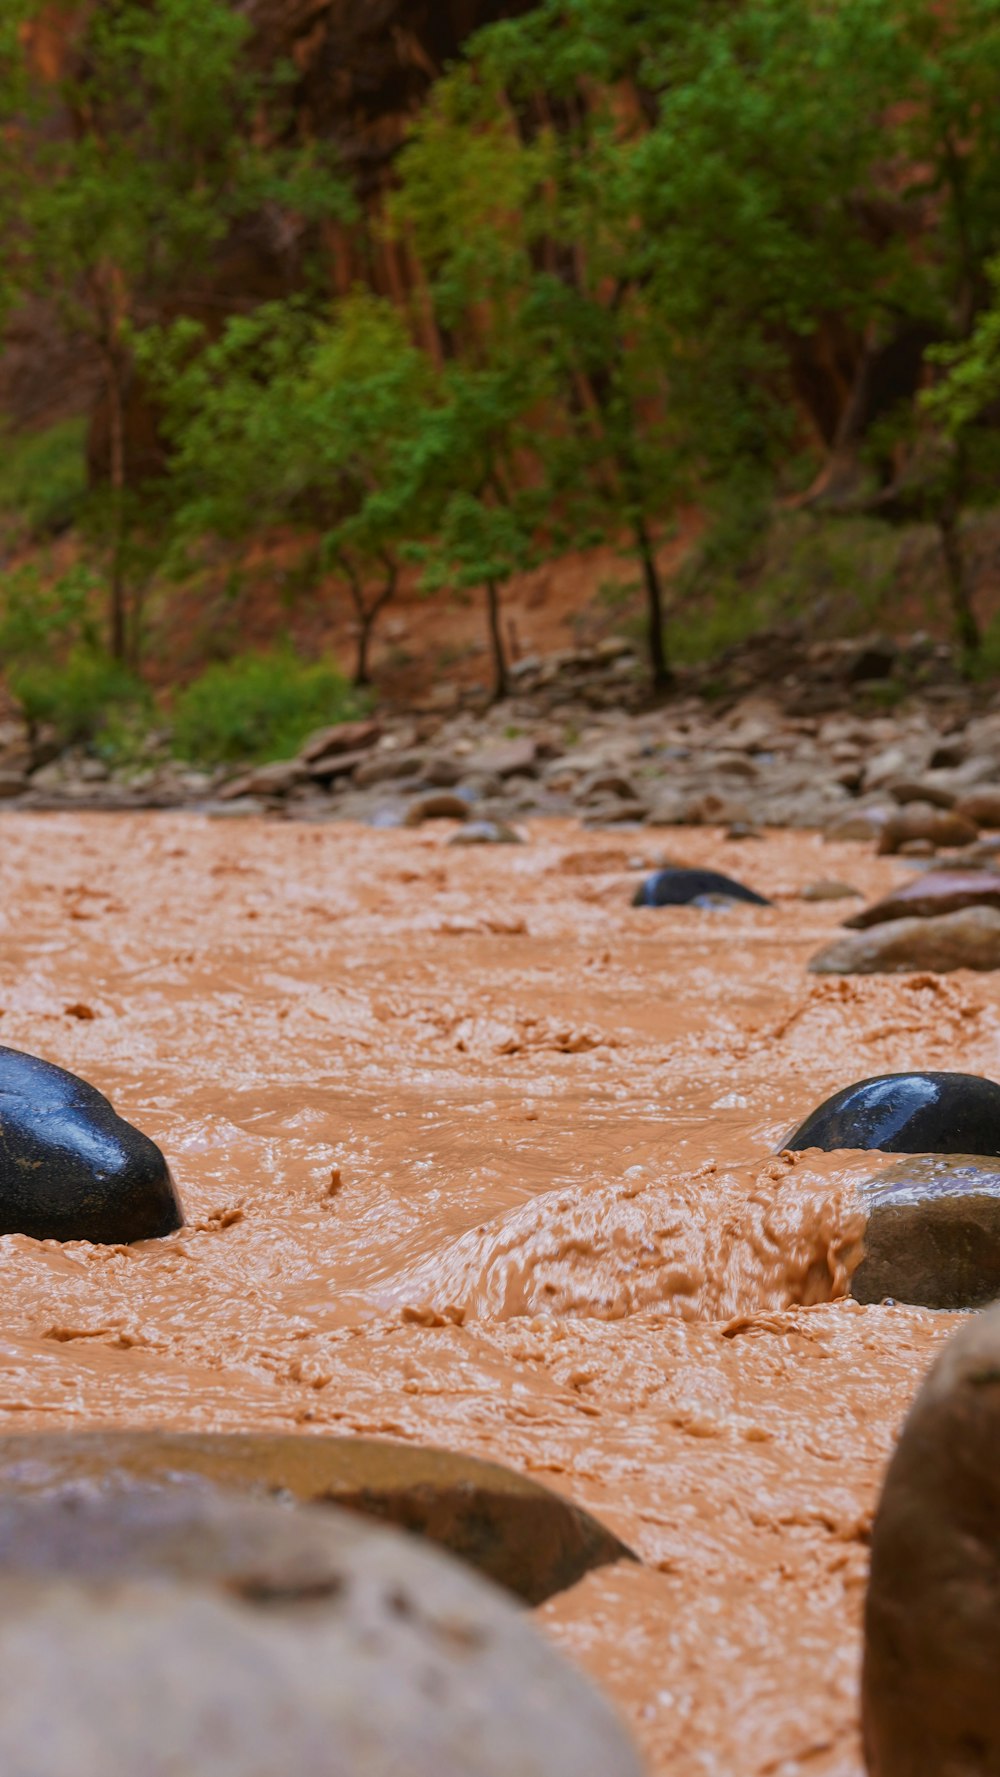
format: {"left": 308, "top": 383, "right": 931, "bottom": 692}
{"left": 354, "top": 605, "right": 375, "bottom": 687}
{"left": 939, "top": 506, "right": 980, "bottom": 656}
{"left": 634, "top": 513, "right": 672, "bottom": 691}
{"left": 485, "top": 579, "right": 509, "bottom": 701}
{"left": 106, "top": 351, "right": 128, "bottom": 663}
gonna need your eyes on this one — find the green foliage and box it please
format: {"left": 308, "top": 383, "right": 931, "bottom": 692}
{"left": 10, "top": 649, "right": 147, "bottom": 743}
{"left": 0, "top": 420, "right": 88, "bottom": 539}
{"left": 171, "top": 647, "right": 367, "bottom": 765}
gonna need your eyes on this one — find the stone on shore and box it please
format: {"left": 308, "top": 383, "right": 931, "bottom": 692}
{"left": 955, "top": 787, "right": 1000, "bottom": 828}
{"left": 405, "top": 792, "right": 471, "bottom": 826}
{"left": 784, "top": 1070, "right": 1000, "bottom": 1158}
{"left": 299, "top": 718, "right": 382, "bottom": 765}
{"left": 809, "top": 905, "right": 1000, "bottom": 975}
{"left": 0, "top": 1490, "right": 643, "bottom": 1777}
{"left": 0, "top": 1432, "right": 634, "bottom": 1606}
{"left": 0, "top": 1045, "right": 182, "bottom": 1244}
{"left": 844, "top": 870, "right": 1000, "bottom": 930}
{"left": 863, "top": 1304, "right": 1000, "bottom": 1776}
{"left": 851, "top": 1156, "right": 1000, "bottom": 1308}
{"left": 877, "top": 804, "right": 979, "bottom": 855}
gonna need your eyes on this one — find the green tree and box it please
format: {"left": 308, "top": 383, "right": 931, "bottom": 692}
{"left": 148, "top": 294, "right": 438, "bottom": 687}
{"left": 0, "top": 0, "right": 348, "bottom": 662}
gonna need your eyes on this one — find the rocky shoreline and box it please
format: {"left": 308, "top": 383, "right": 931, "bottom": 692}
{"left": 1, "top": 630, "right": 999, "bottom": 837}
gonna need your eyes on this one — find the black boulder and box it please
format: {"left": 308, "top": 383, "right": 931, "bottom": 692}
{"left": 784, "top": 1071, "right": 1000, "bottom": 1158}
{"left": 0, "top": 1045, "right": 182, "bottom": 1243}
{"left": 632, "top": 867, "right": 771, "bottom": 909}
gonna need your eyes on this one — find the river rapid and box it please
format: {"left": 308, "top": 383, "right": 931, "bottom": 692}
{"left": 0, "top": 812, "right": 981, "bottom": 1775}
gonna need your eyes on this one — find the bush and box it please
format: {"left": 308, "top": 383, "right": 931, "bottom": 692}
{"left": 10, "top": 648, "right": 149, "bottom": 744}
{"left": 0, "top": 420, "right": 88, "bottom": 538}
{"left": 171, "top": 647, "right": 367, "bottom": 764}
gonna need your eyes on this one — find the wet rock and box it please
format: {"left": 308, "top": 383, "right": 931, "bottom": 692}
{"left": 0, "top": 769, "right": 26, "bottom": 799}
{"left": 405, "top": 792, "right": 471, "bottom": 826}
{"left": 844, "top": 870, "right": 1000, "bottom": 930}
{"left": 0, "top": 1432, "right": 634, "bottom": 1606}
{"left": 633, "top": 866, "right": 772, "bottom": 908}
{"left": 809, "top": 906, "right": 1000, "bottom": 975}
{"left": 878, "top": 804, "right": 979, "bottom": 855}
{"left": 299, "top": 718, "right": 381, "bottom": 765}
{"left": 0, "top": 1045, "right": 182, "bottom": 1243}
{"left": 956, "top": 786, "right": 1000, "bottom": 828}
{"left": 799, "top": 879, "right": 862, "bottom": 901}
{"left": 863, "top": 1304, "right": 1000, "bottom": 1776}
{"left": 0, "top": 1491, "right": 642, "bottom": 1777}
{"left": 851, "top": 1156, "right": 1000, "bottom": 1308}
{"left": 449, "top": 821, "right": 523, "bottom": 846}
{"left": 784, "top": 1070, "right": 1000, "bottom": 1158}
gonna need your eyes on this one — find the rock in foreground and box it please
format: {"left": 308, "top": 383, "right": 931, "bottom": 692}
{"left": 851, "top": 1156, "right": 1000, "bottom": 1308}
{"left": 809, "top": 905, "right": 1000, "bottom": 975}
{"left": 632, "top": 866, "right": 771, "bottom": 908}
{"left": 0, "top": 1490, "right": 643, "bottom": 1777}
{"left": 864, "top": 1304, "right": 1000, "bottom": 1776}
{"left": 0, "top": 1432, "right": 634, "bottom": 1606}
{"left": 784, "top": 1071, "right": 1000, "bottom": 1158}
{"left": 0, "top": 1045, "right": 181, "bottom": 1243}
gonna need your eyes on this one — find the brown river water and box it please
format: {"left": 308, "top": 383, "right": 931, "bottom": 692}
{"left": 0, "top": 812, "right": 984, "bottom": 1775}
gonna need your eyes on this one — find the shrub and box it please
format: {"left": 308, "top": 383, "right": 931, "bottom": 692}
{"left": 10, "top": 648, "right": 149, "bottom": 744}
{"left": 171, "top": 646, "right": 367, "bottom": 764}
{"left": 0, "top": 420, "right": 88, "bottom": 538}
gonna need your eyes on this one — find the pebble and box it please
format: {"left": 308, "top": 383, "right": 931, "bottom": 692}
{"left": 784, "top": 1070, "right": 1000, "bottom": 1157}
{"left": 448, "top": 822, "right": 523, "bottom": 846}
{"left": 0, "top": 1490, "right": 643, "bottom": 1777}
{"left": 404, "top": 793, "right": 471, "bottom": 826}
{"left": 809, "top": 905, "right": 1000, "bottom": 975}
{"left": 0, "top": 1046, "right": 182, "bottom": 1243}
{"left": 863, "top": 1304, "right": 1000, "bottom": 1776}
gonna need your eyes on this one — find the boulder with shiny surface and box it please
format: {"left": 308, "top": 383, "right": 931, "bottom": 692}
{"left": 0, "top": 1045, "right": 181, "bottom": 1243}
{"left": 632, "top": 867, "right": 771, "bottom": 908}
{"left": 784, "top": 1071, "right": 1000, "bottom": 1158}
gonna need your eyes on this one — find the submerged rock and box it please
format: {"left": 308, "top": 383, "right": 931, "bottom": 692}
{"left": 0, "top": 1432, "right": 634, "bottom": 1606}
{"left": 785, "top": 1070, "right": 1000, "bottom": 1158}
{"left": 851, "top": 1156, "right": 1000, "bottom": 1308}
{"left": 632, "top": 866, "right": 771, "bottom": 908}
{"left": 0, "top": 1046, "right": 181, "bottom": 1243}
{"left": 799, "top": 879, "right": 862, "bottom": 901}
{"left": 449, "top": 821, "right": 523, "bottom": 846}
{"left": 844, "top": 870, "right": 1000, "bottom": 930}
{"left": 0, "top": 1490, "right": 643, "bottom": 1777}
{"left": 809, "top": 905, "right": 1000, "bottom": 975}
{"left": 863, "top": 1305, "right": 1000, "bottom": 1776}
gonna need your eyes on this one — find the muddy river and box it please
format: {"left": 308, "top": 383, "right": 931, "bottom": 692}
{"left": 0, "top": 812, "right": 978, "bottom": 1775}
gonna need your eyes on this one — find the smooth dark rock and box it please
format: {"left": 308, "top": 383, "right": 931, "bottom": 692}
{"left": 785, "top": 1071, "right": 1000, "bottom": 1159}
{"left": 863, "top": 1305, "right": 1000, "bottom": 1776}
{"left": 851, "top": 1157, "right": 1000, "bottom": 1308}
{"left": 632, "top": 867, "right": 771, "bottom": 909}
{"left": 0, "top": 1045, "right": 181, "bottom": 1243}
{"left": 0, "top": 1431, "right": 634, "bottom": 1606}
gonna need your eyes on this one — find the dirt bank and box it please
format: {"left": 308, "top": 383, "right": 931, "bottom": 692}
{"left": 0, "top": 812, "right": 977, "bottom": 1774}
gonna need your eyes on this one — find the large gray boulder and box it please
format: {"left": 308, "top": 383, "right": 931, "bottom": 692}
{"left": 864, "top": 1305, "right": 1000, "bottom": 1776}
{"left": 0, "top": 1489, "right": 644, "bottom": 1777}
